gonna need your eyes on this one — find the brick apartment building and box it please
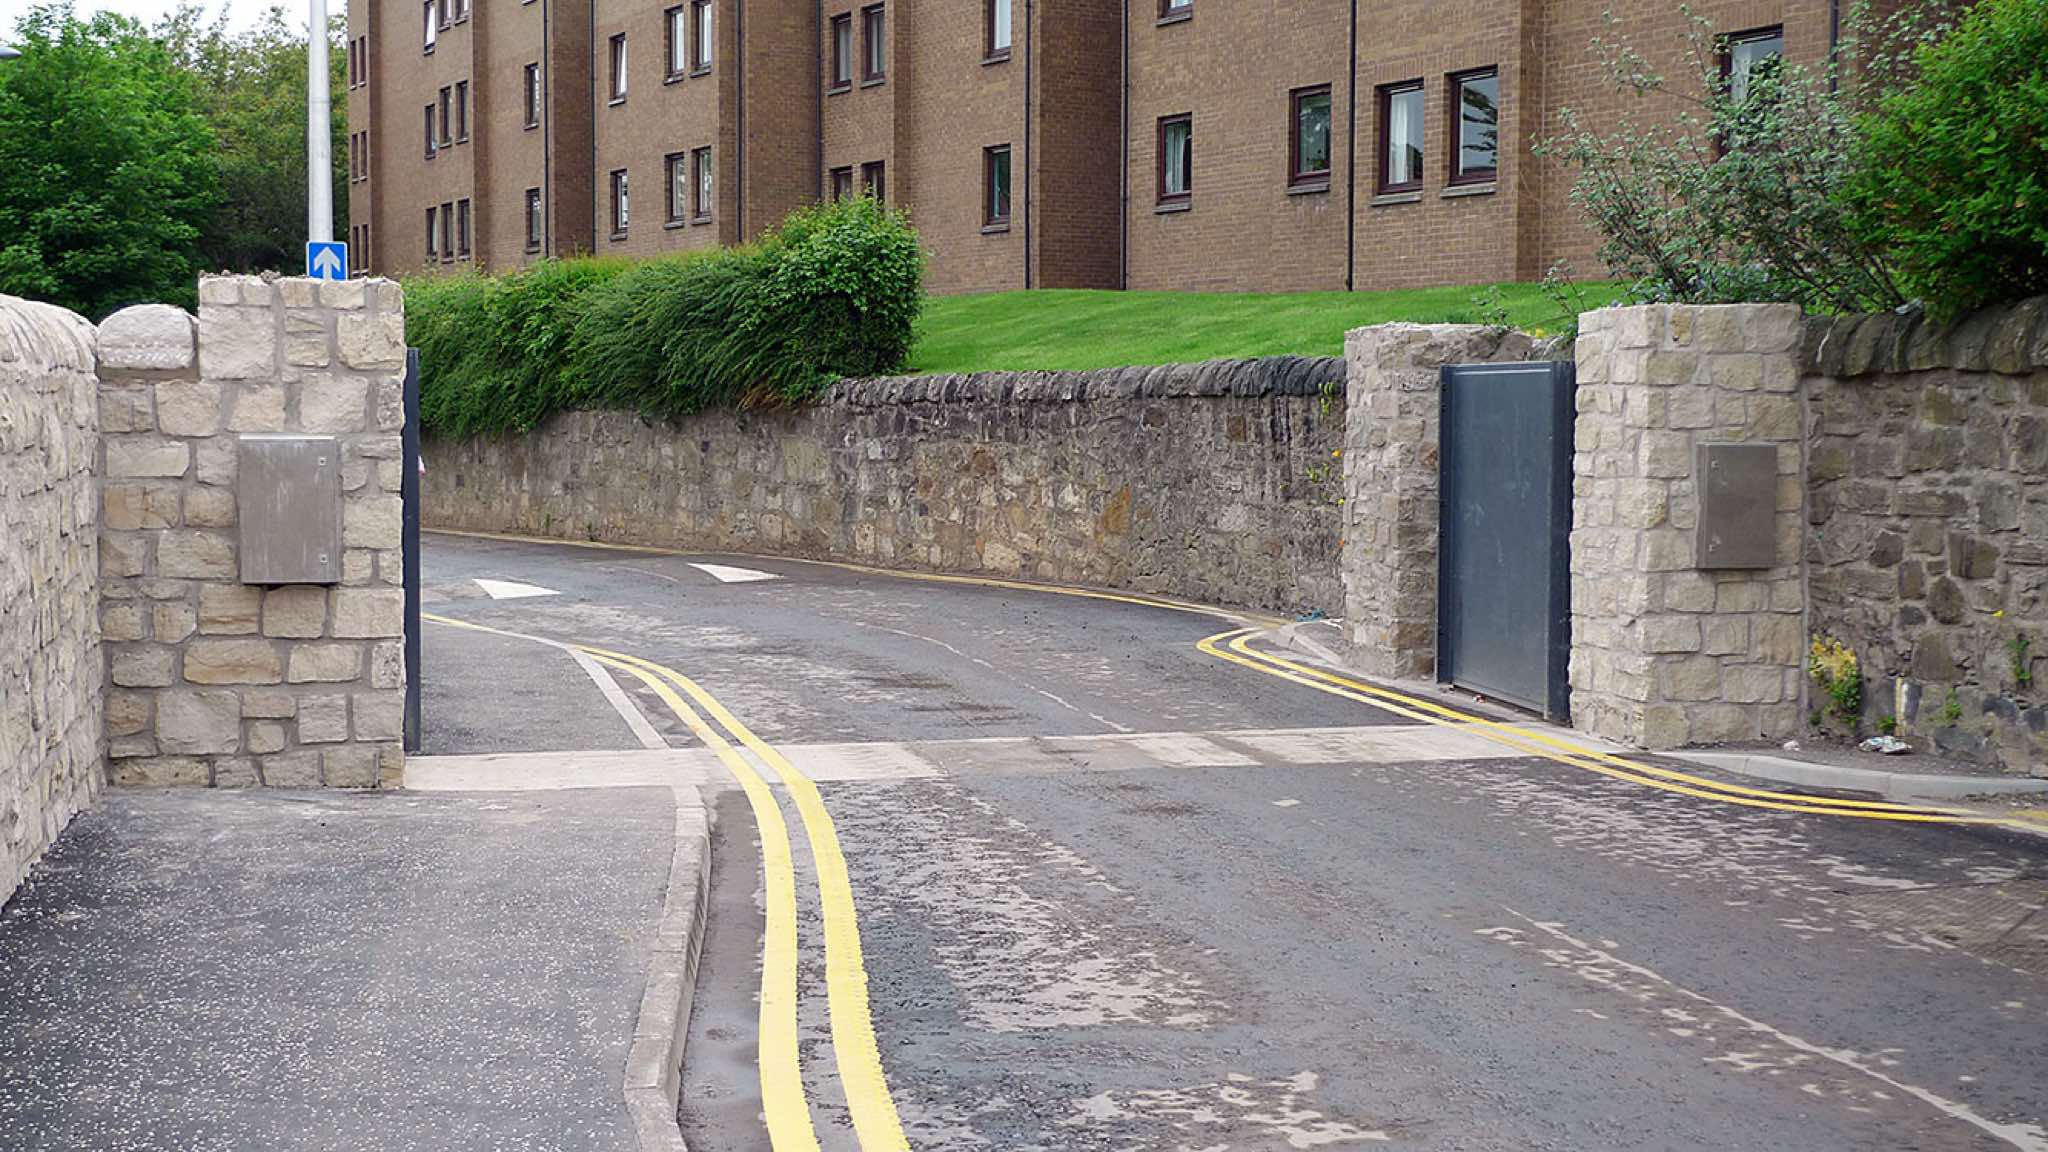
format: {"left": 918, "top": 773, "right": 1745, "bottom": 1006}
{"left": 345, "top": 0, "right": 1823, "bottom": 294}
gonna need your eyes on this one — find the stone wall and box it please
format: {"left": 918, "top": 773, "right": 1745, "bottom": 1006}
{"left": 96, "top": 276, "right": 409, "bottom": 788}
{"left": 0, "top": 295, "right": 103, "bottom": 902}
{"left": 1804, "top": 300, "right": 2048, "bottom": 771}
{"left": 426, "top": 358, "right": 1346, "bottom": 616}
{"left": 1341, "top": 324, "right": 1536, "bottom": 679}
{"left": 1568, "top": 304, "right": 1807, "bottom": 749}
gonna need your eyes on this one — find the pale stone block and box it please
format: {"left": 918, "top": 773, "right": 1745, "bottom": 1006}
{"left": 243, "top": 690, "right": 297, "bottom": 718}
{"left": 199, "top": 584, "right": 263, "bottom": 634}
{"left": 1657, "top": 656, "right": 1723, "bottom": 701}
{"left": 352, "top": 691, "right": 404, "bottom": 740}
{"left": 109, "top": 736, "right": 157, "bottom": 760}
{"left": 1747, "top": 395, "right": 1799, "bottom": 441}
{"left": 1745, "top": 305, "right": 1803, "bottom": 354}
{"left": 370, "top": 640, "right": 405, "bottom": 689}
{"left": 323, "top": 745, "right": 380, "bottom": 788}
{"left": 200, "top": 303, "right": 278, "bottom": 381}
{"left": 374, "top": 379, "right": 404, "bottom": 431}
{"left": 101, "top": 601, "right": 147, "bottom": 642}
{"left": 1691, "top": 307, "right": 1743, "bottom": 350}
{"left": 112, "top": 756, "right": 208, "bottom": 786}
{"left": 194, "top": 439, "right": 236, "bottom": 485}
{"left": 1702, "top": 617, "right": 1750, "bottom": 656}
{"left": 1755, "top": 615, "right": 1804, "bottom": 665}
{"left": 1642, "top": 529, "right": 1694, "bottom": 571}
{"left": 184, "top": 485, "right": 236, "bottom": 528}
{"left": 298, "top": 695, "right": 349, "bottom": 743}
{"left": 320, "top": 279, "right": 368, "bottom": 310}
{"left": 1641, "top": 617, "right": 1701, "bottom": 653}
{"left": 103, "top": 483, "right": 180, "bottom": 530}
{"left": 1707, "top": 355, "right": 1762, "bottom": 393}
{"left": 183, "top": 639, "right": 283, "bottom": 685}
{"left": 97, "top": 304, "right": 196, "bottom": 369}
{"left": 157, "top": 690, "right": 242, "bottom": 755}
{"left": 228, "top": 383, "right": 287, "bottom": 431}
{"left": 110, "top": 646, "right": 175, "bottom": 687}
{"left": 285, "top": 313, "right": 330, "bottom": 368}
{"left": 214, "top": 759, "right": 261, "bottom": 788}
{"left": 152, "top": 602, "right": 196, "bottom": 644}
{"left": 289, "top": 643, "right": 361, "bottom": 682}
{"left": 106, "top": 439, "right": 189, "bottom": 478}
{"left": 106, "top": 692, "right": 151, "bottom": 737}
{"left": 262, "top": 586, "right": 327, "bottom": 638}
{"left": 99, "top": 385, "right": 154, "bottom": 433}
{"left": 279, "top": 280, "right": 318, "bottom": 308}
{"left": 1715, "top": 581, "right": 1769, "bottom": 613}
{"left": 196, "top": 276, "right": 243, "bottom": 306}
{"left": 101, "top": 534, "right": 148, "bottom": 578}
{"left": 246, "top": 721, "right": 287, "bottom": 755}
{"left": 1640, "top": 703, "right": 1691, "bottom": 748}
{"left": 299, "top": 377, "right": 369, "bottom": 433}
{"left": 1690, "top": 704, "right": 1756, "bottom": 743}
{"left": 1644, "top": 351, "right": 1699, "bottom": 388}
{"left": 341, "top": 550, "right": 376, "bottom": 585}
{"left": 378, "top": 743, "right": 405, "bottom": 787}
{"left": 331, "top": 589, "right": 402, "bottom": 639}
{"left": 157, "top": 531, "right": 236, "bottom": 579}
{"left": 262, "top": 751, "right": 321, "bottom": 787}
{"left": 337, "top": 308, "right": 406, "bottom": 370}
{"left": 155, "top": 380, "right": 223, "bottom": 436}
{"left": 1723, "top": 664, "right": 1786, "bottom": 704}
{"left": 1638, "top": 431, "right": 1692, "bottom": 479}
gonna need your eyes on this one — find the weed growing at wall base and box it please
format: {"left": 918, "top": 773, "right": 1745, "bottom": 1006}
{"left": 410, "top": 198, "right": 923, "bottom": 437}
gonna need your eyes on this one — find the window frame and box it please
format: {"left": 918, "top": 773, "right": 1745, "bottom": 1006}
{"left": 665, "top": 6, "right": 687, "bottom": 81}
{"left": 437, "top": 86, "right": 452, "bottom": 146}
{"left": 609, "top": 169, "right": 630, "bottom": 238}
{"left": 454, "top": 79, "right": 470, "bottom": 142}
{"left": 1376, "top": 78, "right": 1424, "bottom": 195}
{"left": 860, "top": 4, "right": 885, "bottom": 83}
{"left": 692, "top": 146, "right": 714, "bottom": 221}
{"left": 453, "top": 0, "right": 468, "bottom": 22}
{"left": 455, "top": 198, "right": 472, "bottom": 258}
{"left": 608, "top": 33, "right": 628, "bottom": 104}
{"left": 1447, "top": 67, "right": 1499, "bottom": 186}
{"left": 829, "top": 165, "right": 855, "bottom": 202}
{"left": 1288, "top": 84, "right": 1333, "bottom": 189}
{"left": 423, "top": 104, "right": 437, "bottom": 159}
{"left": 1720, "top": 25, "right": 1785, "bottom": 105}
{"left": 665, "top": 152, "right": 689, "bottom": 224}
{"left": 524, "top": 62, "right": 542, "bottom": 129}
{"left": 829, "top": 13, "right": 852, "bottom": 91}
{"left": 422, "top": 0, "right": 436, "bottom": 51}
{"left": 1156, "top": 113, "right": 1192, "bottom": 207}
{"left": 425, "top": 205, "right": 438, "bottom": 259}
{"left": 1157, "top": 0, "right": 1190, "bottom": 23}
{"left": 985, "top": 0, "right": 1011, "bottom": 61}
{"left": 861, "top": 159, "right": 885, "bottom": 202}
{"left": 437, "top": 0, "right": 451, "bottom": 30}
{"left": 525, "top": 187, "right": 544, "bottom": 252}
{"left": 439, "top": 200, "right": 454, "bottom": 263}
{"left": 983, "top": 144, "right": 1012, "bottom": 230}
{"left": 690, "top": 0, "right": 713, "bottom": 73}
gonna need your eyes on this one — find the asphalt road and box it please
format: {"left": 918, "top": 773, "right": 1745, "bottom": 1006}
{"left": 419, "top": 531, "right": 2048, "bottom": 1152}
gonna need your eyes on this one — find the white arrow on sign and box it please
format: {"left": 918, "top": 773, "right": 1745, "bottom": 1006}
{"left": 311, "top": 246, "right": 343, "bottom": 279}
{"left": 473, "top": 578, "right": 558, "bottom": 600}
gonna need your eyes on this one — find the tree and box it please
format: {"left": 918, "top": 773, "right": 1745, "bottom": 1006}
{"left": 0, "top": 4, "right": 219, "bottom": 317}
{"left": 158, "top": 4, "right": 349, "bottom": 276}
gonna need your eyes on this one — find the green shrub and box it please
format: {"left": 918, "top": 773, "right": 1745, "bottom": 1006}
{"left": 410, "top": 197, "right": 923, "bottom": 436}
{"left": 1846, "top": 0, "right": 2048, "bottom": 318}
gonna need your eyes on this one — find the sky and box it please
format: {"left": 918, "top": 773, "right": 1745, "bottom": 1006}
{"left": 0, "top": 0, "right": 288, "bottom": 36}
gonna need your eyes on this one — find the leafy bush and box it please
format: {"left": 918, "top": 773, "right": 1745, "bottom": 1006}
{"left": 1540, "top": 9, "right": 1908, "bottom": 313}
{"left": 1845, "top": 0, "right": 2048, "bottom": 318}
{"left": 411, "top": 197, "right": 923, "bottom": 436}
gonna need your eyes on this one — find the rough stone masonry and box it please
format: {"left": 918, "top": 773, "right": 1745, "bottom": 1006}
{"left": 0, "top": 296, "right": 103, "bottom": 901}
{"left": 96, "top": 277, "right": 409, "bottom": 788}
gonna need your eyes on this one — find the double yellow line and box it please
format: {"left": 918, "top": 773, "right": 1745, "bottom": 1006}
{"left": 1201, "top": 627, "right": 2011, "bottom": 827}
{"left": 420, "top": 610, "right": 908, "bottom": 1151}
{"left": 579, "top": 644, "right": 912, "bottom": 1152}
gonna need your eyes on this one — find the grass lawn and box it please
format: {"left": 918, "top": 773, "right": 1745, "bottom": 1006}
{"left": 905, "top": 282, "right": 1623, "bottom": 374}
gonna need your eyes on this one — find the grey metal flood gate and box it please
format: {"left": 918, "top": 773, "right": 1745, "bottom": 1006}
{"left": 1436, "top": 360, "right": 1575, "bottom": 720}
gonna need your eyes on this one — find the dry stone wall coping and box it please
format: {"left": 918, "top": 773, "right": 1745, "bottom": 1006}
{"left": 1805, "top": 296, "right": 2048, "bottom": 379}
{"left": 829, "top": 357, "right": 1346, "bottom": 408}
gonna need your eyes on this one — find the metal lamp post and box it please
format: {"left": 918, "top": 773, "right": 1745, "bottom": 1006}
{"left": 306, "top": 0, "right": 332, "bottom": 245}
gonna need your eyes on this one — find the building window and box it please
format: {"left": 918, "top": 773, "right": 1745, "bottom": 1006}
{"left": 1290, "top": 85, "right": 1331, "bottom": 187}
{"left": 456, "top": 198, "right": 472, "bottom": 257}
{"left": 610, "top": 169, "right": 629, "bottom": 237}
{"left": 609, "top": 34, "right": 627, "bottom": 102}
{"left": 438, "top": 0, "right": 451, "bottom": 28}
{"left": 830, "top": 165, "right": 854, "bottom": 202}
{"left": 861, "top": 4, "right": 885, "bottom": 82}
{"left": 666, "top": 6, "right": 687, "bottom": 79}
{"left": 423, "top": 104, "right": 436, "bottom": 158}
{"left": 667, "top": 152, "right": 688, "bottom": 222}
{"left": 453, "top": 0, "right": 468, "bottom": 21}
{"left": 525, "top": 187, "right": 544, "bottom": 251}
{"left": 692, "top": 146, "right": 713, "bottom": 220}
{"left": 439, "top": 201, "right": 454, "bottom": 262}
{"left": 1449, "top": 68, "right": 1499, "bottom": 184}
{"left": 1723, "top": 26, "right": 1784, "bottom": 105}
{"left": 829, "top": 14, "right": 851, "bottom": 90}
{"left": 1157, "top": 114, "right": 1191, "bottom": 206}
{"left": 437, "top": 86, "right": 451, "bottom": 146}
{"left": 691, "top": 0, "right": 712, "bottom": 71}
{"left": 1378, "top": 80, "right": 1423, "bottom": 193}
{"left": 862, "top": 159, "right": 885, "bottom": 201}
{"left": 348, "top": 38, "right": 358, "bottom": 85}
{"left": 983, "top": 144, "right": 1010, "bottom": 228}
{"left": 425, "top": 205, "right": 438, "bottom": 259}
{"left": 422, "top": 0, "right": 436, "bottom": 51}
{"left": 986, "top": 0, "right": 1010, "bottom": 59}
{"left": 524, "top": 63, "right": 542, "bottom": 128}
{"left": 455, "top": 80, "right": 469, "bottom": 141}
{"left": 1159, "top": 0, "right": 1190, "bottom": 20}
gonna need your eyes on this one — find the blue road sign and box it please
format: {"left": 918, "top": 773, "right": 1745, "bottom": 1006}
{"left": 307, "top": 240, "right": 348, "bottom": 281}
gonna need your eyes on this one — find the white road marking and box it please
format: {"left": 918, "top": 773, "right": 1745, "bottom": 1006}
{"left": 569, "top": 648, "right": 671, "bottom": 750}
{"left": 688, "top": 562, "right": 782, "bottom": 584}
{"left": 1503, "top": 907, "right": 2048, "bottom": 1152}
{"left": 473, "top": 578, "right": 559, "bottom": 599}
{"left": 850, "top": 619, "right": 1136, "bottom": 734}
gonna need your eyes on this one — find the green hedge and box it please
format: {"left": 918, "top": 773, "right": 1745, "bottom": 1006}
{"left": 409, "top": 197, "right": 924, "bottom": 438}
{"left": 1846, "top": 0, "right": 2048, "bottom": 319}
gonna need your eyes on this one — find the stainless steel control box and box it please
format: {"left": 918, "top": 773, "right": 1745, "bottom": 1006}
{"left": 237, "top": 435, "right": 343, "bottom": 584}
{"left": 1694, "top": 442, "right": 1778, "bottom": 570}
